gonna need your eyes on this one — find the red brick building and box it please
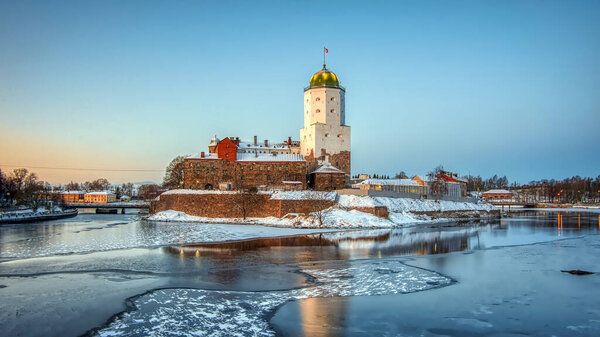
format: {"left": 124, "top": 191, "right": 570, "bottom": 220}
{"left": 184, "top": 137, "right": 307, "bottom": 190}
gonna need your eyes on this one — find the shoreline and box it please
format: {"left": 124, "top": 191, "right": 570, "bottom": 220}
{"left": 144, "top": 209, "right": 500, "bottom": 229}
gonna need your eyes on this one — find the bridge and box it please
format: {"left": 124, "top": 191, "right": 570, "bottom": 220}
{"left": 64, "top": 201, "right": 150, "bottom": 210}
{"left": 488, "top": 200, "right": 538, "bottom": 210}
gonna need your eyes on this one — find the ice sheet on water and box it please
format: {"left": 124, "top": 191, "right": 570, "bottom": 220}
{"left": 94, "top": 258, "right": 451, "bottom": 336}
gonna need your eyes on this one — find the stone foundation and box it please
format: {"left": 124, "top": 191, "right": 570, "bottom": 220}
{"left": 150, "top": 192, "right": 335, "bottom": 218}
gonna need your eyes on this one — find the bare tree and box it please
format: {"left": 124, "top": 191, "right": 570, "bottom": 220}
{"left": 138, "top": 184, "right": 161, "bottom": 201}
{"left": 232, "top": 188, "right": 260, "bottom": 220}
{"left": 90, "top": 178, "right": 110, "bottom": 191}
{"left": 0, "top": 168, "right": 7, "bottom": 206}
{"left": 427, "top": 166, "right": 447, "bottom": 201}
{"left": 163, "top": 155, "right": 187, "bottom": 190}
{"left": 121, "top": 182, "right": 134, "bottom": 197}
{"left": 394, "top": 171, "right": 408, "bottom": 179}
{"left": 305, "top": 191, "right": 334, "bottom": 226}
{"left": 65, "top": 181, "right": 80, "bottom": 191}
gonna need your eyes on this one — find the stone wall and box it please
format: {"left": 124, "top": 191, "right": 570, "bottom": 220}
{"left": 184, "top": 159, "right": 307, "bottom": 190}
{"left": 150, "top": 192, "right": 278, "bottom": 218}
{"left": 347, "top": 206, "right": 389, "bottom": 218}
{"left": 311, "top": 172, "right": 346, "bottom": 191}
{"left": 150, "top": 192, "right": 335, "bottom": 219}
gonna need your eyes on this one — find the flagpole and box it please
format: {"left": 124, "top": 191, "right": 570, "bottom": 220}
{"left": 323, "top": 46, "right": 326, "bottom": 68}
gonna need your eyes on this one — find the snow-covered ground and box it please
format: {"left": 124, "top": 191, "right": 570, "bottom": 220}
{"left": 149, "top": 195, "right": 497, "bottom": 229}
{"left": 338, "top": 195, "right": 496, "bottom": 212}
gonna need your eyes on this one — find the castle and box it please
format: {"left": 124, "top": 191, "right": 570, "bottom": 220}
{"left": 183, "top": 61, "right": 351, "bottom": 191}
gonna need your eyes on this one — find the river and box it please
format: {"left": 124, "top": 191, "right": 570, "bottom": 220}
{"left": 1, "top": 210, "right": 599, "bottom": 336}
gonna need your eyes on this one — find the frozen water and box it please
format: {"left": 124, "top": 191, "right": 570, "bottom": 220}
{"left": 94, "top": 258, "right": 451, "bottom": 337}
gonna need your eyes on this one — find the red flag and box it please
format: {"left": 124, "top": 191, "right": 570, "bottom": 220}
{"left": 324, "top": 48, "right": 328, "bottom": 54}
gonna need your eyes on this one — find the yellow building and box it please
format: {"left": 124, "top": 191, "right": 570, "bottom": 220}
{"left": 84, "top": 191, "right": 116, "bottom": 203}
{"left": 352, "top": 178, "right": 428, "bottom": 195}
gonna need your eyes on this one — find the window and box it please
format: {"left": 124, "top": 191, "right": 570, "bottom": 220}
{"left": 330, "top": 109, "right": 335, "bottom": 113}
{"left": 330, "top": 97, "right": 336, "bottom": 101}
{"left": 316, "top": 109, "right": 320, "bottom": 113}
{"left": 337, "top": 134, "right": 342, "bottom": 138}
{"left": 325, "top": 133, "right": 330, "bottom": 137}
{"left": 316, "top": 97, "right": 321, "bottom": 101}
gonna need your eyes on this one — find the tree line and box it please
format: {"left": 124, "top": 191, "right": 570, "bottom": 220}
{"left": 520, "top": 176, "right": 600, "bottom": 203}
{"left": 0, "top": 168, "right": 49, "bottom": 208}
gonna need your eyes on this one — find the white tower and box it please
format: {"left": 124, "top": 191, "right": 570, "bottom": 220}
{"left": 300, "top": 63, "right": 351, "bottom": 174}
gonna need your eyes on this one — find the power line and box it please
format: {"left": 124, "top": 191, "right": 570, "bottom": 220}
{"left": 0, "top": 164, "right": 164, "bottom": 172}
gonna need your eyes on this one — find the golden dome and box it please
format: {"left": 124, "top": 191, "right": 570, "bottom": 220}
{"left": 309, "top": 65, "right": 340, "bottom": 89}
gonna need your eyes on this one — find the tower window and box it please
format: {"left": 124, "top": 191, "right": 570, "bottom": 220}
{"left": 330, "top": 109, "right": 335, "bottom": 113}
{"left": 325, "top": 133, "right": 330, "bottom": 137}
{"left": 315, "top": 97, "right": 321, "bottom": 101}
{"left": 316, "top": 109, "right": 320, "bottom": 113}
{"left": 337, "top": 134, "right": 342, "bottom": 138}
{"left": 331, "top": 97, "right": 336, "bottom": 101}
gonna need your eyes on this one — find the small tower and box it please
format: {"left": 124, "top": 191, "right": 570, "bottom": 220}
{"left": 208, "top": 136, "right": 220, "bottom": 153}
{"left": 300, "top": 61, "right": 351, "bottom": 174}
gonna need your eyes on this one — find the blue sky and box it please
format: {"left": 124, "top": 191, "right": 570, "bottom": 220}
{"left": 1, "top": 0, "right": 598, "bottom": 184}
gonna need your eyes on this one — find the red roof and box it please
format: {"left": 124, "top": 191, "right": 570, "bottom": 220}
{"left": 436, "top": 173, "right": 461, "bottom": 183}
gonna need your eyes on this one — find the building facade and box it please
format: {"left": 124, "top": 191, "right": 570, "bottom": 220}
{"left": 184, "top": 137, "right": 307, "bottom": 190}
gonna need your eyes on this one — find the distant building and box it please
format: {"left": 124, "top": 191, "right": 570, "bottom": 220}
{"left": 84, "top": 191, "right": 117, "bottom": 203}
{"left": 482, "top": 189, "right": 513, "bottom": 201}
{"left": 58, "top": 191, "right": 85, "bottom": 203}
{"left": 352, "top": 178, "right": 428, "bottom": 196}
{"left": 435, "top": 171, "right": 468, "bottom": 197}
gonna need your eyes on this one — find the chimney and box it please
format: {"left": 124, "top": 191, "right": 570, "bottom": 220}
{"left": 264, "top": 139, "right": 268, "bottom": 147}
{"left": 253, "top": 135, "right": 257, "bottom": 146}
{"left": 287, "top": 137, "right": 292, "bottom": 146}
{"left": 201, "top": 152, "right": 205, "bottom": 158}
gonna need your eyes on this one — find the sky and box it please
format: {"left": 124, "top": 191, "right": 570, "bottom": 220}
{"left": 0, "top": 0, "right": 599, "bottom": 185}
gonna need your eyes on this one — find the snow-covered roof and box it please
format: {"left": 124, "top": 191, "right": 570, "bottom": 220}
{"left": 355, "top": 179, "right": 418, "bottom": 186}
{"left": 187, "top": 153, "right": 219, "bottom": 160}
{"left": 237, "top": 153, "right": 305, "bottom": 162}
{"left": 311, "top": 162, "right": 345, "bottom": 174}
{"left": 61, "top": 190, "right": 85, "bottom": 194}
{"left": 86, "top": 191, "right": 115, "bottom": 195}
{"left": 237, "top": 141, "right": 291, "bottom": 151}
{"left": 187, "top": 152, "right": 305, "bottom": 162}
{"left": 483, "top": 189, "right": 512, "bottom": 194}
